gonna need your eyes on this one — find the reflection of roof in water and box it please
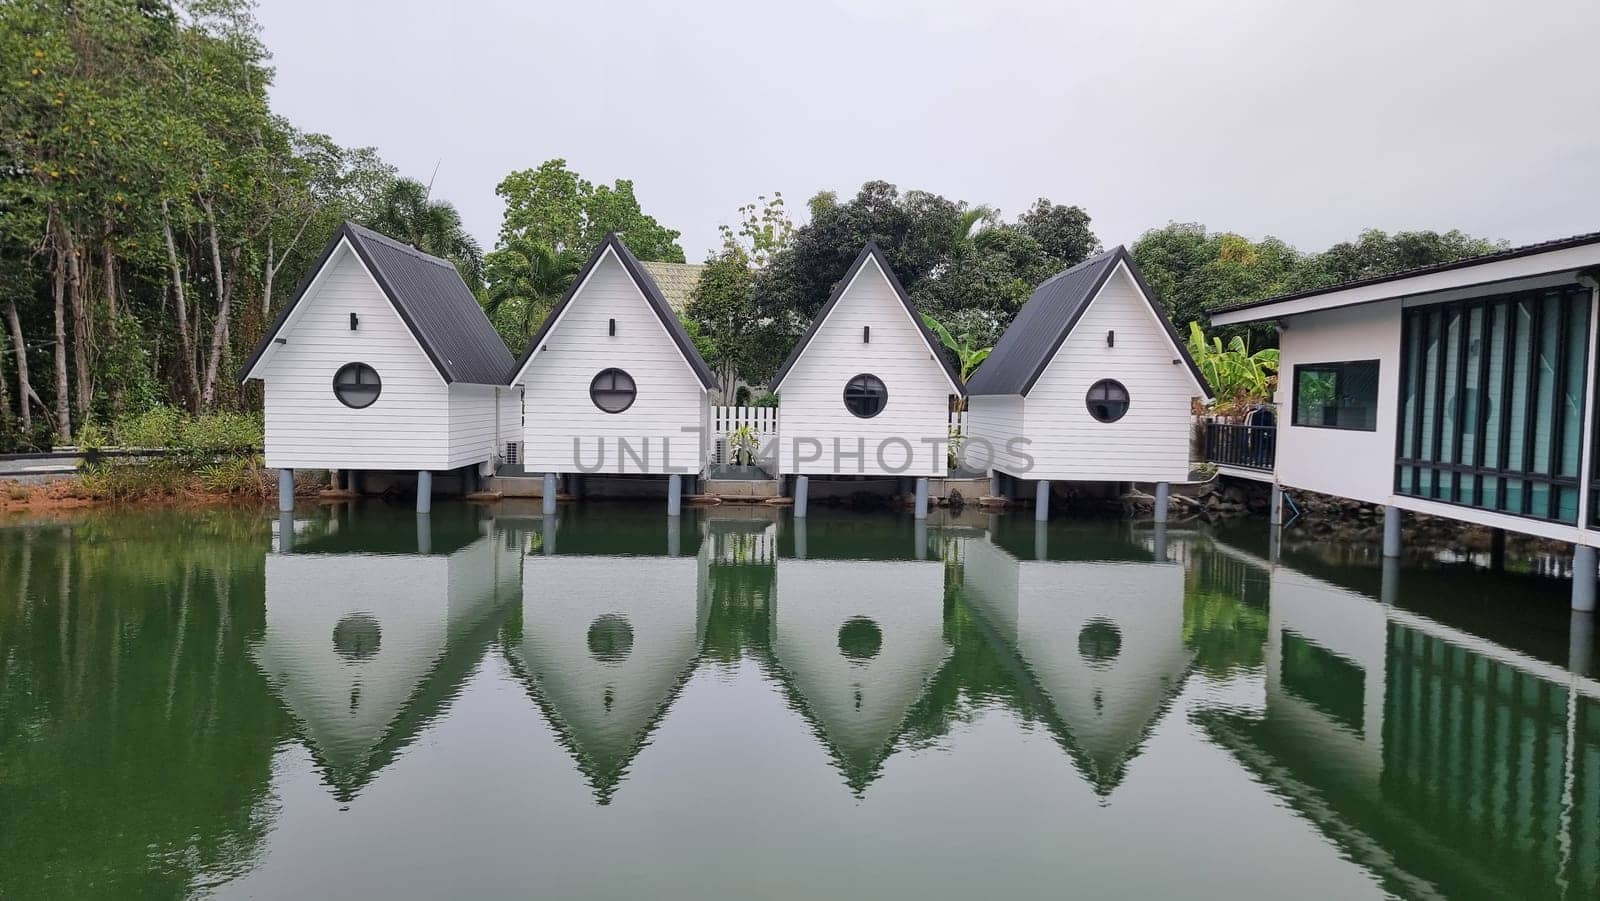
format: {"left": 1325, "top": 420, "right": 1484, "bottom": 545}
{"left": 290, "top": 506, "right": 486, "bottom": 556}
{"left": 986, "top": 518, "right": 1157, "bottom": 563}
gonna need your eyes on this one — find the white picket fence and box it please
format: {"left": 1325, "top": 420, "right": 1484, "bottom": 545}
{"left": 709, "top": 405, "right": 967, "bottom": 464}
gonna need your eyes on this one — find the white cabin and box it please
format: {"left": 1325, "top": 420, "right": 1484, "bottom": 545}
{"left": 242, "top": 223, "right": 520, "bottom": 485}
{"left": 510, "top": 234, "right": 719, "bottom": 478}
{"left": 769, "top": 243, "right": 964, "bottom": 478}
{"left": 965, "top": 246, "right": 1210, "bottom": 488}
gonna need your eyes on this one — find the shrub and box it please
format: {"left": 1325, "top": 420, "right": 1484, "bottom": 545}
{"left": 196, "top": 455, "right": 270, "bottom": 496}
{"left": 5, "top": 482, "right": 30, "bottom": 501}
{"left": 75, "top": 420, "right": 109, "bottom": 452}
{"left": 113, "top": 405, "right": 185, "bottom": 448}
{"left": 179, "top": 411, "right": 262, "bottom": 456}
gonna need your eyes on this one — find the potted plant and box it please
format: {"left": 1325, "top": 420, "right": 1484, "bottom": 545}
{"left": 714, "top": 424, "right": 769, "bottom": 480}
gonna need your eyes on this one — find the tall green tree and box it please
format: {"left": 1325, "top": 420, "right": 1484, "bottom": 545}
{"left": 1015, "top": 198, "right": 1101, "bottom": 266}
{"left": 494, "top": 158, "right": 684, "bottom": 261}
{"left": 686, "top": 195, "right": 795, "bottom": 400}
{"left": 481, "top": 237, "right": 580, "bottom": 349}
{"left": 362, "top": 177, "right": 483, "bottom": 289}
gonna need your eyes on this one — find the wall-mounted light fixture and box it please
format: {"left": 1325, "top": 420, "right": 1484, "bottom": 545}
{"left": 609, "top": 318, "right": 617, "bottom": 336}
{"left": 350, "top": 313, "right": 360, "bottom": 331}
{"left": 1106, "top": 329, "right": 1115, "bottom": 348}
{"left": 863, "top": 325, "right": 871, "bottom": 343}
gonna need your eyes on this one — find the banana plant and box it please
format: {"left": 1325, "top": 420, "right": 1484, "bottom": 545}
{"left": 726, "top": 424, "right": 760, "bottom": 466}
{"left": 920, "top": 313, "right": 993, "bottom": 382}
{"left": 1187, "top": 321, "right": 1279, "bottom": 411}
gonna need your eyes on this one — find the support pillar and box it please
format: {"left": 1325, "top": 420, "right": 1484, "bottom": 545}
{"left": 1034, "top": 519, "right": 1048, "bottom": 560}
{"left": 543, "top": 473, "right": 558, "bottom": 516}
{"left": 1382, "top": 506, "right": 1402, "bottom": 559}
{"left": 915, "top": 477, "right": 930, "bottom": 520}
{"left": 1269, "top": 483, "right": 1283, "bottom": 527}
{"left": 667, "top": 474, "right": 683, "bottom": 516}
{"left": 330, "top": 469, "right": 342, "bottom": 492}
{"left": 990, "top": 472, "right": 1002, "bottom": 498}
{"left": 1381, "top": 556, "right": 1400, "bottom": 606}
{"left": 1035, "top": 480, "right": 1051, "bottom": 521}
{"left": 1152, "top": 524, "right": 1169, "bottom": 562}
{"left": 794, "top": 475, "right": 809, "bottom": 519}
{"left": 416, "top": 513, "right": 432, "bottom": 555}
{"left": 541, "top": 511, "right": 557, "bottom": 556}
{"left": 794, "top": 516, "right": 808, "bottom": 559}
{"left": 350, "top": 470, "right": 363, "bottom": 496}
{"left": 914, "top": 519, "right": 928, "bottom": 561}
{"left": 278, "top": 468, "right": 294, "bottom": 513}
{"left": 1153, "top": 481, "right": 1170, "bottom": 524}
{"left": 667, "top": 514, "right": 681, "bottom": 557}
{"left": 1573, "top": 544, "right": 1597, "bottom": 613}
{"left": 1268, "top": 525, "right": 1281, "bottom": 565}
{"left": 1571, "top": 611, "right": 1594, "bottom": 676}
{"left": 416, "top": 471, "right": 432, "bottom": 514}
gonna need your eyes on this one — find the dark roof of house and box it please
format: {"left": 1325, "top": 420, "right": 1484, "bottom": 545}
{"left": 965, "top": 246, "right": 1210, "bottom": 398}
{"left": 510, "top": 233, "right": 718, "bottom": 390}
{"left": 768, "top": 242, "right": 965, "bottom": 394}
{"left": 1211, "top": 229, "right": 1600, "bottom": 317}
{"left": 240, "top": 222, "right": 514, "bottom": 385}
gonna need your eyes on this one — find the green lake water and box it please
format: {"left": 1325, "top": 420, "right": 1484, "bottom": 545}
{"left": 1, "top": 502, "right": 1596, "bottom": 899}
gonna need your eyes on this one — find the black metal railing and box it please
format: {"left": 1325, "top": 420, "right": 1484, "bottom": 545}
{"left": 1204, "top": 422, "right": 1276, "bottom": 471}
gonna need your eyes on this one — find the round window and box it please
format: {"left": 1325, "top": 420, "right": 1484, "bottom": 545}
{"left": 843, "top": 374, "right": 888, "bottom": 418}
{"left": 1086, "top": 379, "right": 1129, "bottom": 423}
{"left": 332, "top": 362, "right": 381, "bottom": 409}
{"left": 590, "top": 368, "right": 637, "bottom": 414}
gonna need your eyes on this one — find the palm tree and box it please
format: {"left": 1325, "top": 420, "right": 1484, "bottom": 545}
{"left": 363, "top": 178, "right": 485, "bottom": 289}
{"left": 920, "top": 313, "right": 993, "bottom": 383}
{"left": 482, "top": 237, "right": 582, "bottom": 348}
{"left": 952, "top": 204, "right": 997, "bottom": 249}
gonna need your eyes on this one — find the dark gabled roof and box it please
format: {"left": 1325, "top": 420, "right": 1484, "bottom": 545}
{"left": 1211, "top": 229, "right": 1600, "bottom": 317}
{"left": 509, "top": 234, "right": 718, "bottom": 390}
{"left": 241, "top": 222, "right": 514, "bottom": 385}
{"left": 768, "top": 242, "right": 965, "bottom": 394}
{"left": 965, "top": 246, "right": 1211, "bottom": 398}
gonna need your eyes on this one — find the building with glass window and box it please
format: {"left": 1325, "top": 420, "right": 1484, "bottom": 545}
{"left": 242, "top": 222, "right": 521, "bottom": 512}
{"left": 509, "top": 234, "right": 720, "bottom": 496}
{"left": 1209, "top": 231, "right": 1600, "bottom": 605}
{"left": 767, "top": 243, "right": 965, "bottom": 516}
{"left": 964, "top": 246, "right": 1212, "bottom": 518}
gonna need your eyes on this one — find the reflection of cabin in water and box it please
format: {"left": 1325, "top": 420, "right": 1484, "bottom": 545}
{"left": 504, "top": 533, "right": 710, "bottom": 803}
{"left": 960, "top": 527, "right": 1193, "bottom": 795}
{"left": 766, "top": 534, "right": 952, "bottom": 792}
{"left": 1199, "top": 540, "right": 1600, "bottom": 899}
{"left": 251, "top": 509, "right": 522, "bottom": 801}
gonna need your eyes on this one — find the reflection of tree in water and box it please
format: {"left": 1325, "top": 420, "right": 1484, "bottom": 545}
{"left": 0, "top": 509, "right": 287, "bottom": 899}
{"left": 1183, "top": 545, "right": 1270, "bottom": 677}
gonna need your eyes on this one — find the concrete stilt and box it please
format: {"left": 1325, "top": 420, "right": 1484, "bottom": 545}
{"left": 1382, "top": 506, "right": 1402, "bottom": 559}
{"left": 667, "top": 514, "right": 681, "bottom": 557}
{"left": 1035, "top": 480, "right": 1051, "bottom": 522}
{"left": 330, "top": 469, "right": 342, "bottom": 492}
{"left": 543, "top": 473, "right": 558, "bottom": 516}
{"left": 278, "top": 468, "right": 295, "bottom": 513}
{"left": 1571, "top": 611, "right": 1594, "bottom": 676}
{"left": 416, "top": 513, "right": 432, "bottom": 555}
{"left": 350, "top": 470, "right": 363, "bottom": 496}
{"left": 794, "top": 516, "right": 808, "bottom": 559}
{"left": 1153, "top": 481, "right": 1170, "bottom": 524}
{"left": 990, "top": 472, "right": 1002, "bottom": 498}
{"left": 794, "top": 475, "right": 809, "bottom": 519}
{"left": 1573, "top": 544, "right": 1597, "bottom": 613}
{"left": 416, "top": 471, "right": 433, "bottom": 514}
{"left": 1269, "top": 483, "right": 1283, "bottom": 527}
{"left": 915, "top": 477, "right": 930, "bottom": 520}
{"left": 277, "top": 510, "right": 295, "bottom": 554}
{"left": 1034, "top": 519, "right": 1048, "bottom": 560}
{"left": 914, "top": 519, "right": 928, "bottom": 561}
{"left": 1268, "top": 525, "right": 1281, "bottom": 564}
{"left": 1489, "top": 528, "right": 1507, "bottom": 572}
{"left": 1381, "top": 556, "right": 1401, "bottom": 606}
{"left": 667, "top": 474, "right": 683, "bottom": 516}
{"left": 541, "top": 512, "right": 557, "bottom": 556}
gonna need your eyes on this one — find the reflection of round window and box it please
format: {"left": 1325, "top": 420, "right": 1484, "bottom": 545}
{"left": 1078, "top": 618, "right": 1122, "bottom": 667}
{"left": 333, "top": 613, "right": 382, "bottom": 661}
{"left": 590, "top": 368, "right": 637, "bottom": 414}
{"left": 838, "top": 616, "right": 883, "bottom": 662}
{"left": 1085, "top": 379, "right": 1129, "bottom": 423}
{"left": 588, "top": 614, "right": 635, "bottom": 663}
{"left": 333, "top": 362, "right": 381, "bottom": 409}
{"left": 843, "top": 374, "right": 888, "bottom": 418}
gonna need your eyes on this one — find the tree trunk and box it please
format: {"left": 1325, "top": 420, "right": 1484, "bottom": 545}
{"left": 3, "top": 301, "right": 39, "bottom": 432}
{"left": 160, "top": 199, "right": 202, "bottom": 412}
{"left": 200, "top": 200, "right": 237, "bottom": 409}
{"left": 51, "top": 249, "right": 72, "bottom": 440}
{"left": 2, "top": 299, "right": 32, "bottom": 432}
{"left": 0, "top": 319, "right": 11, "bottom": 438}
{"left": 52, "top": 215, "right": 93, "bottom": 423}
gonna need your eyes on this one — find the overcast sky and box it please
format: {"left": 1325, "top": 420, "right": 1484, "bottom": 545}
{"left": 256, "top": 0, "right": 1600, "bottom": 261}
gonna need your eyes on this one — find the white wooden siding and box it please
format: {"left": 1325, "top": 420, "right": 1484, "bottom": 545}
{"left": 259, "top": 245, "right": 452, "bottom": 470}
{"left": 517, "top": 250, "right": 708, "bottom": 474}
{"left": 1020, "top": 264, "right": 1199, "bottom": 482}
{"left": 775, "top": 257, "right": 954, "bottom": 476}
{"left": 964, "top": 395, "right": 1027, "bottom": 475}
{"left": 447, "top": 384, "right": 505, "bottom": 469}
